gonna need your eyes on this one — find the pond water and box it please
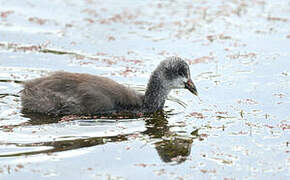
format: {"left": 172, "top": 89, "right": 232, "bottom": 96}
{"left": 0, "top": 0, "right": 289, "bottom": 179}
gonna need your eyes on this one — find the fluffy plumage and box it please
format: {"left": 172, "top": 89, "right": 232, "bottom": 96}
{"left": 21, "top": 57, "right": 197, "bottom": 116}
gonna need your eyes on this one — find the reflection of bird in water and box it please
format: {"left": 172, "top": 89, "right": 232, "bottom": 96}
{"left": 21, "top": 57, "right": 197, "bottom": 116}
{"left": 143, "top": 113, "right": 193, "bottom": 164}
{"left": 155, "top": 138, "right": 193, "bottom": 164}
{"left": 5, "top": 112, "right": 200, "bottom": 164}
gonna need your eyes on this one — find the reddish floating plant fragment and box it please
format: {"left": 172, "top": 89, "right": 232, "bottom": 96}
{"left": 267, "top": 16, "right": 288, "bottom": 22}
{"left": 188, "top": 56, "right": 214, "bottom": 65}
{"left": 280, "top": 123, "right": 290, "bottom": 130}
{"left": 16, "top": 164, "right": 24, "bottom": 169}
{"left": 190, "top": 112, "right": 205, "bottom": 119}
{"left": 215, "top": 111, "right": 228, "bottom": 115}
{"left": 237, "top": 98, "right": 258, "bottom": 105}
{"left": 0, "top": 10, "right": 14, "bottom": 18}
{"left": 28, "top": 17, "right": 48, "bottom": 25}
{"left": 84, "top": 18, "right": 95, "bottom": 23}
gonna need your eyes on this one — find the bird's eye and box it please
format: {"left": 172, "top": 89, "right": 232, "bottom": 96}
{"left": 178, "top": 71, "right": 184, "bottom": 76}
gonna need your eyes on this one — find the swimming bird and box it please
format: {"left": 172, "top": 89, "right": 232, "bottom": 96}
{"left": 21, "top": 57, "right": 198, "bottom": 116}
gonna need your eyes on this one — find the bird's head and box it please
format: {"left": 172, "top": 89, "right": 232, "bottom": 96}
{"left": 160, "top": 57, "right": 198, "bottom": 96}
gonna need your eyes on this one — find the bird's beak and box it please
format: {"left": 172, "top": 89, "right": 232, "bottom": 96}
{"left": 185, "top": 79, "right": 198, "bottom": 96}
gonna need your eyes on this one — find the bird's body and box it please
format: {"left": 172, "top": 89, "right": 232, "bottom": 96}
{"left": 21, "top": 57, "right": 197, "bottom": 116}
{"left": 21, "top": 72, "right": 144, "bottom": 115}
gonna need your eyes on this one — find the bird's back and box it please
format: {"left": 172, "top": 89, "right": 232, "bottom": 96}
{"left": 21, "top": 72, "right": 144, "bottom": 116}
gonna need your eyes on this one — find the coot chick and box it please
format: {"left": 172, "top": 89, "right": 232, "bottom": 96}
{"left": 21, "top": 57, "right": 197, "bottom": 116}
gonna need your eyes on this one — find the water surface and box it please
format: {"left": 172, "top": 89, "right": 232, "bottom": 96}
{"left": 0, "top": 0, "right": 289, "bottom": 179}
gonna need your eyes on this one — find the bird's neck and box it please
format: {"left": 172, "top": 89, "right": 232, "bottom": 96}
{"left": 142, "top": 71, "right": 171, "bottom": 112}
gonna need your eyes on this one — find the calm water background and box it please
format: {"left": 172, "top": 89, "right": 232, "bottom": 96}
{"left": 0, "top": 0, "right": 289, "bottom": 179}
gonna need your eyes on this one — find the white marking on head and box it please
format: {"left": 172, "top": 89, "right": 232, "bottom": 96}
{"left": 167, "top": 76, "right": 188, "bottom": 89}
